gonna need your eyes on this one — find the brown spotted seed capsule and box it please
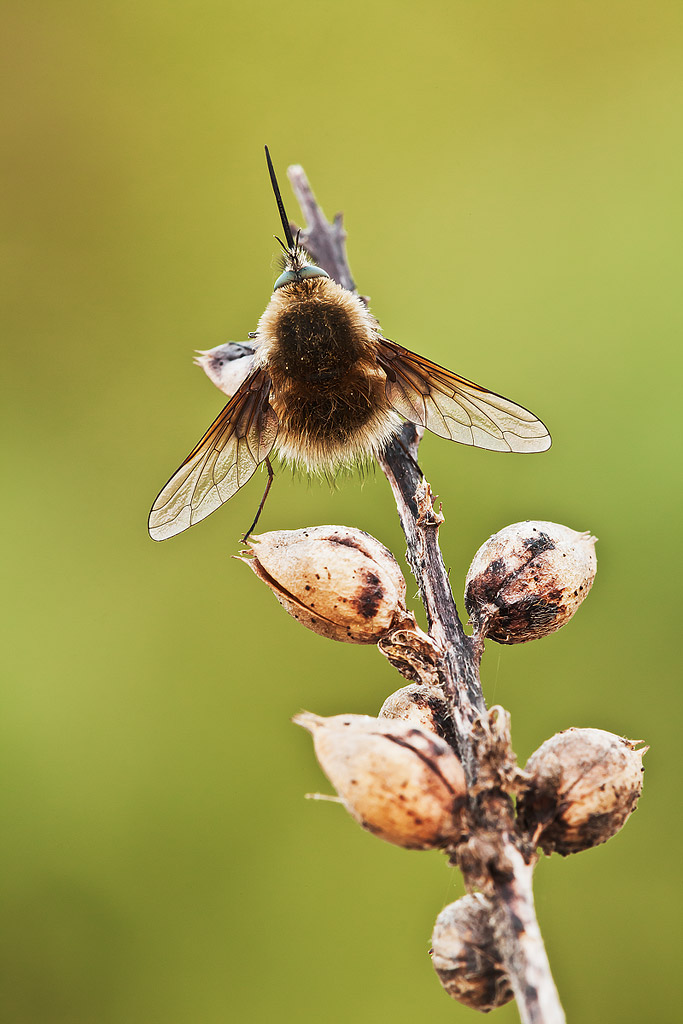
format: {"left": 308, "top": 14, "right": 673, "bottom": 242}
{"left": 293, "top": 712, "right": 467, "bottom": 850}
{"left": 518, "top": 727, "right": 647, "bottom": 855}
{"left": 379, "top": 684, "right": 452, "bottom": 742}
{"left": 241, "top": 526, "right": 409, "bottom": 643}
{"left": 431, "top": 894, "right": 514, "bottom": 1011}
{"left": 464, "top": 520, "right": 597, "bottom": 644}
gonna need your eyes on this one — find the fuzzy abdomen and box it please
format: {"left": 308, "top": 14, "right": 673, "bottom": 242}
{"left": 272, "top": 360, "right": 398, "bottom": 469}
{"left": 256, "top": 278, "right": 400, "bottom": 470}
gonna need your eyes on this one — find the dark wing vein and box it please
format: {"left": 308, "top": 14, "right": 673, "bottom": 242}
{"left": 148, "top": 368, "right": 278, "bottom": 540}
{"left": 377, "top": 338, "right": 551, "bottom": 453}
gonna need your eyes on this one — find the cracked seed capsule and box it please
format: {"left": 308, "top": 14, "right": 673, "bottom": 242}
{"left": 518, "top": 727, "right": 647, "bottom": 855}
{"left": 464, "top": 520, "right": 597, "bottom": 644}
{"left": 241, "top": 526, "right": 409, "bottom": 643}
{"left": 431, "top": 894, "right": 513, "bottom": 1011}
{"left": 294, "top": 712, "right": 467, "bottom": 849}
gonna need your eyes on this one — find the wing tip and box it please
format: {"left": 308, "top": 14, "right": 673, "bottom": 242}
{"left": 508, "top": 430, "right": 552, "bottom": 454}
{"left": 148, "top": 519, "right": 177, "bottom": 542}
{"left": 148, "top": 503, "right": 192, "bottom": 541}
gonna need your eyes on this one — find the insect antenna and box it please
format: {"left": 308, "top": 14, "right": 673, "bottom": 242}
{"left": 265, "top": 146, "right": 295, "bottom": 251}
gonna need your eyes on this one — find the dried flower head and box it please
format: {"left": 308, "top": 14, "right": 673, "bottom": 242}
{"left": 241, "top": 526, "right": 409, "bottom": 643}
{"left": 518, "top": 727, "right": 647, "bottom": 855}
{"left": 431, "top": 893, "right": 514, "bottom": 1011}
{"left": 294, "top": 712, "right": 467, "bottom": 850}
{"left": 464, "top": 521, "right": 597, "bottom": 644}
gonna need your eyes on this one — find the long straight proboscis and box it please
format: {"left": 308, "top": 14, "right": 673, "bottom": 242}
{"left": 265, "top": 146, "right": 295, "bottom": 251}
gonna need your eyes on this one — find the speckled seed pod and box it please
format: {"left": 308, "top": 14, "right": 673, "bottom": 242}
{"left": 294, "top": 712, "right": 467, "bottom": 850}
{"left": 464, "top": 521, "right": 597, "bottom": 644}
{"left": 194, "top": 342, "right": 255, "bottom": 397}
{"left": 518, "top": 727, "right": 647, "bottom": 855}
{"left": 242, "top": 526, "right": 408, "bottom": 643}
{"left": 379, "top": 684, "right": 451, "bottom": 741}
{"left": 431, "top": 894, "right": 513, "bottom": 1011}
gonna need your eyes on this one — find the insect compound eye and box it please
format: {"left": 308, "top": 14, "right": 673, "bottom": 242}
{"left": 273, "top": 270, "right": 299, "bottom": 290}
{"left": 297, "top": 264, "right": 330, "bottom": 281}
{"left": 273, "top": 264, "right": 330, "bottom": 291}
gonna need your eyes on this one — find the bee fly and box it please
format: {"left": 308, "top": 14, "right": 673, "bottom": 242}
{"left": 149, "top": 148, "right": 551, "bottom": 541}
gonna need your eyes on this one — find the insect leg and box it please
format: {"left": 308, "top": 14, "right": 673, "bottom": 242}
{"left": 395, "top": 436, "right": 425, "bottom": 480}
{"left": 241, "top": 457, "right": 275, "bottom": 542}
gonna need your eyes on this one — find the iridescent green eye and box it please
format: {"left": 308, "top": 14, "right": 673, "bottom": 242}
{"left": 298, "top": 265, "right": 330, "bottom": 281}
{"left": 273, "top": 270, "right": 298, "bottom": 290}
{"left": 273, "top": 265, "right": 330, "bottom": 290}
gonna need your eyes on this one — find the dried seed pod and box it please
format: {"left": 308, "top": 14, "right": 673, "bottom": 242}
{"left": 241, "top": 526, "right": 408, "bottom": 643}
{"left": 518, "top": 727, "right": 647, "bottom": 855}
{"left": 431, "top": 894, "right": 513, "bottom": 1011}
{"left": 194, "top": 342, "right": 255, "bottom": 397}
{"left": 379, "top": 684, "right": 451, "bottom": 741}
{"left": 465, "top": 521, "right": 597, "bottom": 644}
{"left": 294, "top": 712, "right": 467, "bottom": 850}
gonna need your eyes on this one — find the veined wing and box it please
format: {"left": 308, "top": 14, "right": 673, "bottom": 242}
{"left": 149, "top": 368, "right": 278, "bottom": 541}
{"left": 376, "top": 338, "right": 551, "bottom": 453}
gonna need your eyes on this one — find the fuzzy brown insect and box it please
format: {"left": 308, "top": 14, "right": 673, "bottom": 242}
{"left": 148, "top": 148, "right": 551, "bottom": 541}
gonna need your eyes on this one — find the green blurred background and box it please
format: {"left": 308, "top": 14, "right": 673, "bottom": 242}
{"left": 2, "top": 1, "right": 681, "bottom": 1021}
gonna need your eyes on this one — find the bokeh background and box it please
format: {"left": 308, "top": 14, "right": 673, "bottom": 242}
{"left": 2, "top": 2, "right": 681, "bottom": 1021}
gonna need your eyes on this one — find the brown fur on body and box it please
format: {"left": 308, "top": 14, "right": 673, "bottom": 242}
{"left": 256, "top": 276, "right": 400, "bottom": 471}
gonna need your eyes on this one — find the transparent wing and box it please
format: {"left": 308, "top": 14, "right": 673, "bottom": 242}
{"left": 376, "top": 338, "right": 551, "bottom": 453}
{"left": 149, "top": 368, "right": 278, "bottom": 541}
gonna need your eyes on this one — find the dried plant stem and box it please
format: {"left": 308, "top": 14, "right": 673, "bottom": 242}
{"left": 287, "top": 163, "right": 565, "bottom": 1024}
{"left": 492, "top": 843, "right": 565, "bottom": 1024}
{"left": 377, "top": 424, "right": 485, "bottom": 780}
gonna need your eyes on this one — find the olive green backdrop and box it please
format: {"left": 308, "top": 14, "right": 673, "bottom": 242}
{"left": 2, "top": 2, "right": 680, "bottom": 1022}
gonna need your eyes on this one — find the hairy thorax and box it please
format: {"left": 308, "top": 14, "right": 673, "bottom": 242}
{"left": 256, "top": 278, "right": 399, "bottom": 470}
